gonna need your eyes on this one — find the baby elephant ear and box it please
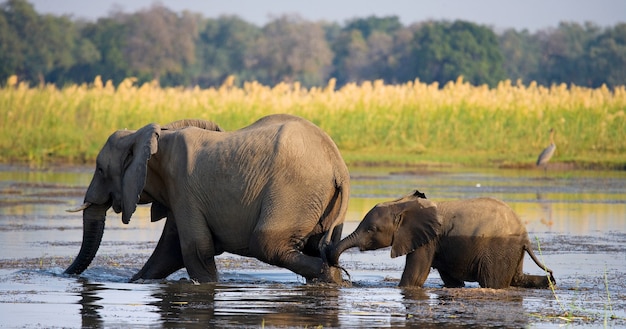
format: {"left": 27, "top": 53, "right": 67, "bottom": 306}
{"left": 391, "top": 198, "right": 441, "bottom": 258}
{"left": 413, "top": 189, "right": 427, "bottom": 199}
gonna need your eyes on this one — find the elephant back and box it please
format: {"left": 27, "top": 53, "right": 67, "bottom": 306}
{"left": 438, "top": 197, "right": 526, "bottom": 238}
{"left": 162, "top": 119, "right": 223, "bottom": 132}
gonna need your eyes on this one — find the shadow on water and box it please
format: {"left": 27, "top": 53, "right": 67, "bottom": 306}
{"left": 0, "top": 165, "right": 625, "bottom": 328}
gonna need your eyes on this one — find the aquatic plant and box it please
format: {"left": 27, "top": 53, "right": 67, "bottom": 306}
{"left": 532, "top": 237, "right": 624, "bottom": 325}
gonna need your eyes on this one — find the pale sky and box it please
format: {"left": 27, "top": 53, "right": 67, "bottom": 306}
{"left": 28, "top": 0, "right": 626, "bottom": 32}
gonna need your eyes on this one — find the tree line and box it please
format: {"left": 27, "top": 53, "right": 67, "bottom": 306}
{"left": 1, "top": 0, "right": 625, "bottom": 88}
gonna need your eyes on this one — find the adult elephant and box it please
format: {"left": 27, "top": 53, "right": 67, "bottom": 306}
{"left": 65, "top": 114, "right": 350, "bottom": 284}
{"left": 329, "top": 190, "right": 555, "bottom": 289}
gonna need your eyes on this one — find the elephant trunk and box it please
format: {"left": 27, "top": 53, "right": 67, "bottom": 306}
{"left": 328, "top": 231, "right": 360, "bottom": 266}
{"left": 64, "top": 203, "right": 109, "bottom": 275}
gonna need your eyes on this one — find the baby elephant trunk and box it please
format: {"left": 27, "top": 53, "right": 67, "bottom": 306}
{"left": 328, "top": 231, "right": 359, "bottom": 266}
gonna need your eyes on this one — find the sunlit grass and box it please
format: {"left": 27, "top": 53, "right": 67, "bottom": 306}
{"left": 1, "top": 75, "right": 625, "bottom": 167}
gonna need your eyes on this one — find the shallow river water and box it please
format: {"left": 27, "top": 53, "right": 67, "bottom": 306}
{"left": 0, "top": 164, "right": 625, "bottom": 328}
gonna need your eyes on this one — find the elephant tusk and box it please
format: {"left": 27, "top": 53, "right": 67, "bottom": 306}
{"left": 66, "top": 202, "right": 92, "bottom": 212}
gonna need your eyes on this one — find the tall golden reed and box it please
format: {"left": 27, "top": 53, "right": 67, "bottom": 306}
{"left": 1, "top": 75, "right": 624, "bottom": 167}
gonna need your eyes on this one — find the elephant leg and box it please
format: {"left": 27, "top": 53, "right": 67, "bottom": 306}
{"left": 180, "top": 236, "right": 218, "bottom": 283}
{"left": 510, "top": 251, "right": 554, "bottom": 288}
{"left": 287, "top": 250, "right": 343, "bottom": 284}
{"left": 184, "top": 254, "right": 218, "bottom": 283}
{"left": 131, "top": 215, "right": 184, "bottom": 282}
{"left": 249, "top": 230, "right": 342, "bottom": 284}
{"left": 478, "top": 273, "right": 511, "bottom": 289}
{"left": 437, "top": 269, "right": 465, "bottom": 288}
{"left": 399, "top": 243, "right": 436, "bottom": 287}
{"left": 476, "top": 245, "right": 520, "bottom": 289}
{"left": 249, "top": 189, "right": 345, "bottom": 284}
{"left": 511, "top": 258, "right": 554, "bottom": 289}
{"left": 174, "top": 211, "right": 219, "bottom": 283}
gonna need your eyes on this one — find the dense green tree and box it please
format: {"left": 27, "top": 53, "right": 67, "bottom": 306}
{"left": 0, "top": 8, "right": 21, "bottom": 83}
{"left": 123, "top": 4, "right": 197, "bottom": 83}
{"left": 191, "top": 15, "right": 260, "bottom": 87}
{"left": 75, "top": 15, "right": 130, "bottom": 84}
{"left": 411, "top": 20, "right": 507, "bottom": 87}
{"left": 586, "top": 23, "right": 626, "bottom": 87}
{"left": 42, "top": 16, "right": 99, "bottom": 85}
{"left": 246, "top": 15, "right": 333, "bottom": 87}
{"left": 1, "top": 0, "right": 78, "bottom": 84}
{"left": 536, "top": 22, "right": 601, "bottom": 86}
{"left": 331, "top": 16, "right": 401, "bottom": 85}
{"left": 363, "top": 31, "right": 395, "bottom": 81}
{"left": 1, "top": 0, "right": 42, "bottom": 82}
{"left": 1, "top": 1, "right": 625, "bottom": 88}
{"left": 498, "top": 29, "right": 541, "bottom": 83}
{"left": 331, "top": 29, "right": 368, "bottom": 84}
{"left": 389, "top": 25, "right": 420, "bottom": 83}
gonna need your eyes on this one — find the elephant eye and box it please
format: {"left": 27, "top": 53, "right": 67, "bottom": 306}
{"left": 97, "top": 167, "right": 104, "bottom": 176}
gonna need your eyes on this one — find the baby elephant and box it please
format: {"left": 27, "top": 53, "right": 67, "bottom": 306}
{"left": 329, "top": 190, "right": 555, "bottom": 289}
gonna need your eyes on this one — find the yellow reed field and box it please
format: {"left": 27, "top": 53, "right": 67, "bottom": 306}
{"left": 1, "top": 75, "right": 625, "bottom": 168}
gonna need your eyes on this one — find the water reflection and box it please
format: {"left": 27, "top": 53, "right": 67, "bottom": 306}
{"left": 212, "top": 284, "right": 341, "bottom": 327}
{"left": 74, "top": 279, "right": 343, "bottom": 328}
{"left": 151, "top": 282, "right": 217, "bottom": 327}
{"left": 78, "top": 279, "right": 104, "bottom": 328}
{"left": 1, "top": 165, "right": 625, "bottom": 328}
{"left": 535, "top": 192, "right": 554, "bottom": 227}
{"left": 71, "top": 278, "right": 161, "bottom": 328}
{"left": 400, "top": 287, "right": 552, "bottom": 328}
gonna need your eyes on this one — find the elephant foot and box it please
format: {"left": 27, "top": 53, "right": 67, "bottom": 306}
{"left": 306, "top": 264, "right": 352, "bottom": 287}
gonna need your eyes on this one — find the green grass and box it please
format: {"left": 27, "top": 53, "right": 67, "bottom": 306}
{"left": 2, "top": 76, "right": 625, "bottom": 168}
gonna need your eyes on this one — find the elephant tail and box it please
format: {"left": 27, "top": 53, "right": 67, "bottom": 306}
{"left": 320, "top": 175, "right": 351, "bottom": 250}
{"left": 524, "top": 243, "right": 554, "bottom": 277}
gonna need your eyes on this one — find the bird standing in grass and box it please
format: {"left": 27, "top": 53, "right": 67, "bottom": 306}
{"left": 536, "top": 128, "right": 556, "bottom": 175}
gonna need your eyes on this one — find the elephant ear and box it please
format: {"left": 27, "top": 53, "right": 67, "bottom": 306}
{"left": 391, "top": 198, "right": 441, "bottom": 258}
{"left": 412, "top": 189, "right": 427, "bottom": 199}
{"left": 121, "top": 123, "right": 160, "bottom": 224}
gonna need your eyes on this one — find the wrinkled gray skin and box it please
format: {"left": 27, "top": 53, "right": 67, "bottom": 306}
{"left": 65, "top": 114, "right": 350, "bottom": 284}
{"left": 330, "top": 191, "right": 555, "bottom": 289}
